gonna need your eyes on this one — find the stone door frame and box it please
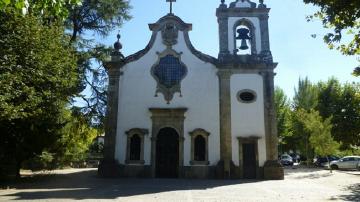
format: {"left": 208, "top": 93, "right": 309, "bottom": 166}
{"left": 237, "top": 136, "right": 261, "bottom": 179}
{"left": 149, "top": 108, "right": 187, "bottom": 178}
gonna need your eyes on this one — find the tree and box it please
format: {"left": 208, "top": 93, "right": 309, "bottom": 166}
{"left": 292, "top": 78, "right": 319, "bottom": 164}
{"left": 293, "top": 77, "right": 318, "bottom": 111}
{"left": 66, "top": 0, "right": 131, "bottom": 128}
{"left": 0, "top": 0, "right": 80, "bottom": 18}
{"left": 317, "top": 79, "right": 360, "bottom": 149}
{"left": 303, "top": 0, "right": 360, "bottom": 76}
{"left": 334, "top": 83, "right": 360, "bottom": 149}
{"left": 274, "top": 87, "right": 293, "bottom": 153}
{"left": 0, "top": 12, "right": 79, "bottom": 177}
{"left": 298, "top": 109, "right": 340, "bottom": 172}
{"left": 53, "top": 108, "right": 98, "bottom": 166}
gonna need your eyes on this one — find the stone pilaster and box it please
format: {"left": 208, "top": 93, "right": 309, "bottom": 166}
{"left": 259, "top": 14, "right": 270, "bottom": 52}
{"left": 217, "top": 70, "right": 232, "bottom": 178}
{"left": 260, "top": 70, "right": 284, "bottom": 180}
{"left": 216, "top": 4, "right": 230, "bottom": 60}
{"left": 98, "top": 54, "right": 124, "bottom": 177}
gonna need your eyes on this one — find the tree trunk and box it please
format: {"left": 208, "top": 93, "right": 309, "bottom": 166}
{"left": 306, "top": 134, "right": 310, "bottom": 166}
{"left": 327, "top": 156, "right": 332, "bottom": 173}
{"left": 15, "top": 160, "right": 21, "bottom": 179}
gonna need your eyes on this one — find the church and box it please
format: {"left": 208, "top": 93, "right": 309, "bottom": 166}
{"left": 99, "top": 0, "right": 284, "bottom": 180}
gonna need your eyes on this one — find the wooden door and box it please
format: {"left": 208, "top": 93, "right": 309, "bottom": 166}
{"left": 242, "top": 143, "right": 257, "bottom": 179}
{"left": 156, "top": 127, "right": 179, "bottom": 178}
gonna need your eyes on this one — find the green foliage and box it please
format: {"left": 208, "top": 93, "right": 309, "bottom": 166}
{"left": 0, "top": 0, "right": 80, "bottom": 19}
{"left": 290, "top": 78, "right": 319, "bottom": 161}
{"left": 303, "top": 0, "right": 360, "bottom": 76}
{"left": 298, "top": 109, "right": 339, "bottom": 157}
{"left": 293, "top": 77, "right": 318, "bottom": 111}
{"left": 0, "top": 12, "right": 79, "bottom": 176}
{"left": 66, "top": 0, "right": 131, "bottom": 41}
{"left": 66, "top": 0, "right": 131, "bottom": 128}
{"left": 54, "top": 109, "right": 98, "bottom": 165}
{"left": 274, "top": 87, "right": 293, "bottom": 147}
{"left": 279, "top": 77, "right": 360, "bottom": 159}
{"left": 0, "top": 0, "right": 131, "bottom": 176}
{"left": 317, "top": 79, "right": 360, "bottom": 149}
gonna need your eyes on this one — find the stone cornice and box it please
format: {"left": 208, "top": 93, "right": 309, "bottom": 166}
{"left": 216, "top": 7, "right": 270, "bottom": 18}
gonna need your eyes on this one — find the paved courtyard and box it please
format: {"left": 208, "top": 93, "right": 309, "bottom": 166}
{"left": 0, "top": 168, "right": 359, "bottom": 201}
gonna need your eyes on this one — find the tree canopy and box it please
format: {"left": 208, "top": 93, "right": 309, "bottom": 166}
{"left": 0, "top": 0, "right": 80, "bottom": 18}
{"left": 278, "top": 77, "right": 360, "bottom": 160}
{"left": 304, "top": 0, "right": 360, "bottom": 76}
{"left": 0, "top": 0, "right": 131, "bottom": 177}
{"left": 0, "top": 12, "right": 79, "bottom": 176}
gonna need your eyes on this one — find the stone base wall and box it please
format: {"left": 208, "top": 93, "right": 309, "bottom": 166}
{"left": 263, "top": 160, "right": 284, "bottom": 180}
{"left": 98, "top": 162, "right": 272, "bottom": 179}
{"left": 182, "top": 166, "right": 218, "bottom": 179}
{"left": 98, "top": 161, "right": 275, "bottom": 180}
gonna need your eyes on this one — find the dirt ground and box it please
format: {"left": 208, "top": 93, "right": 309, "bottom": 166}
{"left": 0, "top": 167, "right": 359, "bottom": 202}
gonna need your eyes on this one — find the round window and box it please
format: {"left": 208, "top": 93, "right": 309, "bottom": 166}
{"left": 237, "top": 90, "right": 257, "bottom": 103}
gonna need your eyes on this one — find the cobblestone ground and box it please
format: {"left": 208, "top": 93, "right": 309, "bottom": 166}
{"left": 0, "top": 167, "right": 359, "bottom": 202}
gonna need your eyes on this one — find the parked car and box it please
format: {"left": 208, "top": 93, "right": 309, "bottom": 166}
{"left": 314, "top": 156, "right": 340, "bottom": 167}
{"left": 289, "top": 153, "right": 300, "bottom": 163}
{"left": 280, "top": 154, "right": 294, "bottom": 166}
{"left": 329, "top": 156, "right": 360, "bottom": 170}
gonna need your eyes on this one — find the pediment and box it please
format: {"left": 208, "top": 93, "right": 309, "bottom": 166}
{"left": 230, "top": 0, "right": 257, "bottom": 8}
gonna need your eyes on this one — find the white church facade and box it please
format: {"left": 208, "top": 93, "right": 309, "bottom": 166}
{"left": 99, "top": 0, "right": 284, "bottom": 180}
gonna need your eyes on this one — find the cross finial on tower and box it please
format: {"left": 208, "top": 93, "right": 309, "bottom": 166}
{"left": 166, "top": 0, "right": 176, "bottom": 14}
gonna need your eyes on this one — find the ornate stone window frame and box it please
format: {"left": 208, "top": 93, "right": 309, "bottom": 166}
{"left": 237, "top": 89, "right": 257, "bottom": 103}
{"left": 151, "top": 48, "right": 188, "bottom": 104}
{"left": 125, "top": 128, "right": 149, "bottom": 165}
{"left": 233, "top": 18, "right": 257, "bottom": 55}
{"left": 189, "top": 128, "right": 210, "bottom": 165}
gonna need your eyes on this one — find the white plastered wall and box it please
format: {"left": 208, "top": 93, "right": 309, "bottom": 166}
{"left": 115, "top": 31, "right": 220, "bottom": 167}
{"left": 228, "top": 17, "right": 261, "bottom": 54}
{"left": 230, "top": 74, "right": 267, "bottom": 166}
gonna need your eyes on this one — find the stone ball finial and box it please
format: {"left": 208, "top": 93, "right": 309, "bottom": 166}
{"left": 258, "top": 0, "right": 266, "bottom": 8}
{"left": 221, "top": 0, "right": 225, "bottom": 4}
{"left": 114, "top": 33, "right": 122, "bottom": 51}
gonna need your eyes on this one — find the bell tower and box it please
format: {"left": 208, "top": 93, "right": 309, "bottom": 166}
{"left": 217, "top": 0, "right": 272, "bottom": 62}
{"left": 216, "top": 0, "right": 284, "bottom": 180}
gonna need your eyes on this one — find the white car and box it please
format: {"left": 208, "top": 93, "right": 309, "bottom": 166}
{"left": 329, "top": 156, "right": 360, "bottom": 170}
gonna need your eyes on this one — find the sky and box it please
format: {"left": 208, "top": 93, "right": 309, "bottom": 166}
{"left": 98, "top": 0, "right": 359, "bottom": 99}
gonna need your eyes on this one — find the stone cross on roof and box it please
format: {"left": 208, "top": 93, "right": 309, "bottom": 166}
{"left": 166, "top": 0, "right": 176, "bottom": 14}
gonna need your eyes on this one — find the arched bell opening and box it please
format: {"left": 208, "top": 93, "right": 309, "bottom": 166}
{"left": 233, "top": 19, "right": 257, "bottom": 55}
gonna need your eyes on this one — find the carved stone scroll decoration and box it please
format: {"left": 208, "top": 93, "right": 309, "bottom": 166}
{"left": 161, "top": 23, "right": 179, "bottom": 47}
{"left": 151, "top": 48, "right": 187, "bottom": 104}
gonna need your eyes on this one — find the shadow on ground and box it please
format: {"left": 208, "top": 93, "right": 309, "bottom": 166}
{"left": 283, "top": 166, "right": 333, "bottom": 179}
{"left": 330, "top": 183, "right": 360, "bottom": 201}
{"left": 0, "top": 169, "right": 259, "bottom": 200}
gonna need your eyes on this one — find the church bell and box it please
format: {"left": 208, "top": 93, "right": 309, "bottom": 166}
{"left": 236, "top": 28, "right": 251, "bottom": 50}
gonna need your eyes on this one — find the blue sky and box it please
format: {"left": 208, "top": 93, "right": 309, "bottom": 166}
{"left": 99, "top": 0, "right": 359, "bottom": 99}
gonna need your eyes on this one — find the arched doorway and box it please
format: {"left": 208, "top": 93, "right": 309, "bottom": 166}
{"left": 156, "top": 127, "right": 179, "bottom": 178}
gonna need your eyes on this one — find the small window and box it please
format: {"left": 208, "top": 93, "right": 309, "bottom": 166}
{"left": 194, "top": 136, "right": 206, "bottom": 161}
{"left": 129, "top": 134, "right": 141, "bottom": 161}
{"left": 237, "top": 90, "right": 257, "bottom": 103}
{"left": 125, "top": 128, "right": 148, "bottom": 164}
{"left": 189, "top": 129, "right": 210, "bottom": 165}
